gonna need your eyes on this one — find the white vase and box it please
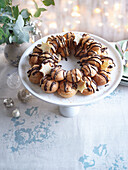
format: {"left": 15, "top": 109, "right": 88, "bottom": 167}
{"left": 4, "top": 42, "right": 31, "bottom": 67}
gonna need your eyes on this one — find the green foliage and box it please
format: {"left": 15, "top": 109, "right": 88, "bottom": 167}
{"left": 33, "top": 0, "right": 47, "bottom": 18}
{"left": 21, "top": 9, "right": 31, "bottom": 19}
{"left": 12, "top": 15, "right": 33, "bottom": 43}
{"left": 0, "top": 0, "right": 12, "bottom": 8}
{"left": 42, "top": 0, "right": 55, "bottom": 6}
{"left": 12, "top": 5, "right": 19, "bottom": 19}
{"left": 0, "top": 0, "right": 55, "bottom": 44}
{"left": 33, "top": 0, "right": 55, "bottom": 17}
{"left": 34, "top": 8, "right": 47, "bottom": 17}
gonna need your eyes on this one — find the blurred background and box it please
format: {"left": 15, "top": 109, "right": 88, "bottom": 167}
{"left": 13, "top": 0, "right": 128, "bottom": 42}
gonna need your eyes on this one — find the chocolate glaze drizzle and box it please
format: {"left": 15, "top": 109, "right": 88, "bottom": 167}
{"left": 34, "top": 45, "right": 42, "bottom": 53}
{"left": 81, "top": 63, "right": 97, "bottom": 77}
{"left": 99, "top": 72, "right": 109, "bottom": 83}
{"left": 27, "top": 65, "right": 41, "bottom": 77}
{"left": 40, "top": 75, "right": 57, "bottom": 92}
{"left": 51, "top": 66, "right": 65, "bottom": 80}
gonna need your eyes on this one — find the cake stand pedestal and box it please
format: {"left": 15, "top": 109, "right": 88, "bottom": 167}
{"left": 59, "top": 106, "right": 80, "bottom": 117}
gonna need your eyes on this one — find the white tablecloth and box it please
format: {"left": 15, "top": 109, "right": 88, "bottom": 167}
{"left": 0, "top": 46, "right": 128, "bottom": 170}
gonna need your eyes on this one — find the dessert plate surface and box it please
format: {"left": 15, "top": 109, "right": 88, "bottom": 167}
{"left": 18, "top": 32, "right": 123, "bottom": 106}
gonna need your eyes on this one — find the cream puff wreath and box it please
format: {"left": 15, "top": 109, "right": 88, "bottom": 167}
{"left": 27, "top": 32, "right": 115, "bottom": 98}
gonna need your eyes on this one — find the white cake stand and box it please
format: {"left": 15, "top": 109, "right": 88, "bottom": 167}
{"left": 18, "top": 32, "right": 123, "bottom": 117}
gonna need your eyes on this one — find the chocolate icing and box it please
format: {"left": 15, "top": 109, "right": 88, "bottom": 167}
{"left": 27, "top": 65, "right": 41, "bottom": 77}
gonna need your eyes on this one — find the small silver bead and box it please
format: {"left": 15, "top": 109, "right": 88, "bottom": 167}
{"left": 17, "top": 89, "right": 32, "bottom": 103}
{"left": 3, "top": 98, "right": 14, "bottom": 108}
{"left": 12, "top": 108, "right": 20, "bottom": 118}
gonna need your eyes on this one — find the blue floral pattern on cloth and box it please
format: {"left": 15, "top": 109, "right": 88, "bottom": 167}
{"left": 79, "top": 144, "right": 128, "bottom": 169}
{"left": 104, "top": 88, "right": 121, "bottom": 100}
{"left": 85, "top": 88, "right": 121, "bottom": 107}
{"left": 3, "top": 106, "right": 60, "bottom": 152}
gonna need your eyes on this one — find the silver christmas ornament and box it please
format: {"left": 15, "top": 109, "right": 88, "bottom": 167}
{"left": 3, "top": 98, "right": 14, "bottom": 108}
{"left": 17, "top": 89, "right": 32, "bottom": 103}
{"left": 12, "top": 108, "right": 20, "bottom": 118}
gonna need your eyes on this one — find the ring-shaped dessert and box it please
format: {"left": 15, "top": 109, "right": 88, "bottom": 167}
{"left": 27, "top": 32, "right": 115, "bottom": 98}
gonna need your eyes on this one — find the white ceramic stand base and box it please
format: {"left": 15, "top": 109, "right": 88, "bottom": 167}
{"left": 59, "top": 106, "right": 80, "bottom": 118}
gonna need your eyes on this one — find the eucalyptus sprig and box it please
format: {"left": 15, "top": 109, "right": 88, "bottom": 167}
{"left": 33, "top": 0, "right": 55, "bottom": 17}
{"left": 0, "top": 0, "right": 55, "bottom": 44}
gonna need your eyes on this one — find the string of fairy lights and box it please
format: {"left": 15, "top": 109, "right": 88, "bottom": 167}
{"left": 22, "top": 0, "right": 128, "bottom": 38}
